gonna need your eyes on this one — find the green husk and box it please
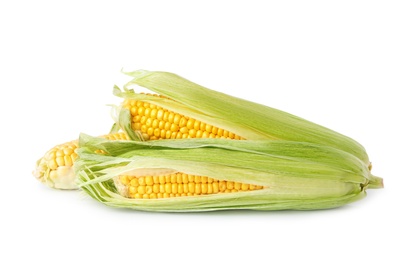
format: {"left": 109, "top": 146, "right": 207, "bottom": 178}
{"left": 74, "top": 134, "right": 382, "bottom": 212}
{"left": 113, "top": 70, "right": 370, "bottom": 166}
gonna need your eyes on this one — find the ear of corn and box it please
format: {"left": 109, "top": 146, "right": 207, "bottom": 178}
{"left": 74, "top": 134, "right": 382, "bottom": 212}
{"left": 113, "top": 70, "right": 370, "bottom": 166}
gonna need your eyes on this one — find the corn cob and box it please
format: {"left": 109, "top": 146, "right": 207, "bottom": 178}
{"left": 75, "top": 134, "right": 383, "bottom": 212}
{"left": 113, "top": 70, "right": 371, "bottom": 167}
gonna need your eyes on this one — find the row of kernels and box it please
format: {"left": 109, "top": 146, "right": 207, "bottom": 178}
{"left": 122, "top": 173, "right": 223, "bottom": 185}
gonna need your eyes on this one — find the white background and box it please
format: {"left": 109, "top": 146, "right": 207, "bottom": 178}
{"left": 1, "top": 1, "right": 414, "bottom": 259}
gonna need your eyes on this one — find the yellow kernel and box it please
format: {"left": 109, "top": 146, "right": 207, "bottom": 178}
{"left": 130, "top": 178, "right": 139, "bottom": 187}
{"left": 194, "top": 120, "right": 200, "bottom": 130}
{"left": 179, "top": 117, "right": 187, "bottom": 127}
{"left": 196, "top": 130, "right": 203, "bottom": 138}
{"left": 156, "top": 110, "right": 164, "bottom": 120}
{"left": 142, "top": 194, "right": 149, "bottom": 199}
{"left": 48, "top": 160, "right": 58, "bottom": 170}
{"left": 163, "top": 111, "right": 169, "bottom": 122}
{"left": 201, "top": 184, "right": 208, "bottom": 194}
{"left": 186, "top": 118, "right": 195, "bottom": 129}
{"left": 149, "top": 193, "right": 157, "bottom": 199}
{"left": 137, "top": 186, "right": 146, "bottom": 195}
{"left": 227, "top": 181, "right": 234, "bottom": 190}
{"left": 160, "top": 129, "right": 166, "bottom": 138}
{"left": 120, "top": 175, "right": 129, "bottom": 185}
{"left": 241, "top": 183, "right": 249, "bottom": 191}
{"left": 188, "top": 183, "right": 195, "bottom": 193}
{"left": 207, "top": 183, "right": 213, "bottom": 194}
{"left": 170, "top": 174, "right": 177, "bottom": 183}
{"left": 152, "top": 119, "right": 159, "bottom": 128}
{"left": 168, "top": 113, "right": 175, "bottom": 123}
{"left": 195, "top": 184, "right": 201, "bottom": 194}
{"left": 56, "top": 150, "right": 64, "bottom": 157}
{"left": 187, "top": 175, "right": 194, "bottom": 183}
{"left": 138, "top": 106, "right": 145, "bottom": 116}
{"left": 223, "top": 130, "right": 229, "bottom": 138}
{"left": 212, "top": 182, "right": 219, "bottom": 193}
{"left": 146, "top": 118, "right": 153, "bottom": 127}
{"left": 177, "top": 184, "right": 183, "bottom": 194}
{"left": 144, "top": 107, "right": 151, "bottom": 117}
{"left": 145, "top": 176, "right": 154, "bottom": 185}
{"left": 182, "top": 174, "right": 189, "bottom": 184}
{"left": 219, "top": 181, "right": 227, "bottom": 191}
{"left": 56, "top": 156, "right": 65, "bottom": 167}
{"left": 63, "top": 148, "right": 73, "bottom": 155}
{"left": 249, "top": 184, "right": 256, "bottom": 190}
{"left": 217, "top": 128, "right": 224, "bottom": 137}
{"left": 145, "top": 186, "right": 153, "bottom": 194}
{"left": 194, "top": 175, "right": 201, "bottom": 183}
{"left": 159, "top": 175, "right": 166, "bottom": 184}
{"left": 163, "top": 193, "right": 169, "bottom": 198}
{"left": 129, "top": 186, "right": 137, "bottom": 194}
{"left": 173, "top": 114, "right": 181, "bottom": 125}
{"left": 200, "top": 122, "right": 206, "bottom": 131}
{"left": 157, "top": 193, "right": 163, "bottom": 199}
{"left": 152, "top": 176, "right": 160, "bottom": 184}
{"left": 47, "top": 151, "right": 56, "bottom": 160}
{"left": 132, "top": 115, "right": 140, "bottom": 123}
{"left": 159, "top": 184, "right": 165, "bottom": 193}
{"left": 138, "top": 177, "right": 146, "bottom": 186}
{"left": 176, "top": 132, "right": 183, "bottom": 139}
{"left": 158, "top": 120, "right": 165, "bottom": 129}
{"left": 170, "top": 124, "right": 179, "bottom": 132}
{"left": 147, "top": 127, "right": 154, "bottom": 136}
{"left": 171, "top": 183, "right": 178, "bottom": 194}
{"left": 150, "top": 109, "right": 157, "bottom": 119}
{"left": 176, "top": 173, "right": 183, "bottom": 183}
{"left": 130, "top": 106, "right": 138, "bottom": 116}
{"left": 180, "top": 127, "right": 188, "bottom": 134}
{"left": 234, "top": 182, "right": 241, "bottom": 190}
{"left": 188, "top": 129, "right": 196, "bottom": 138}
{"left": 165, "top": 183, "right": 172, "bottom": 193}
{"left": 64, "top": 155, "right": 72, "bottom": 166}
{"left": 183, "top": 183, "right": 189, "bottom": 193}
{"left": 140, "top": 124, "right": 148, "bottom": 133}
{"left": 152, "top": 184, "right": 160, "bottom": 193}
{"left": 205, "top": 124, "right": 212, "bottom": 133}
{"left": 201, "top": 176, "right": 208, "bottom": 183}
